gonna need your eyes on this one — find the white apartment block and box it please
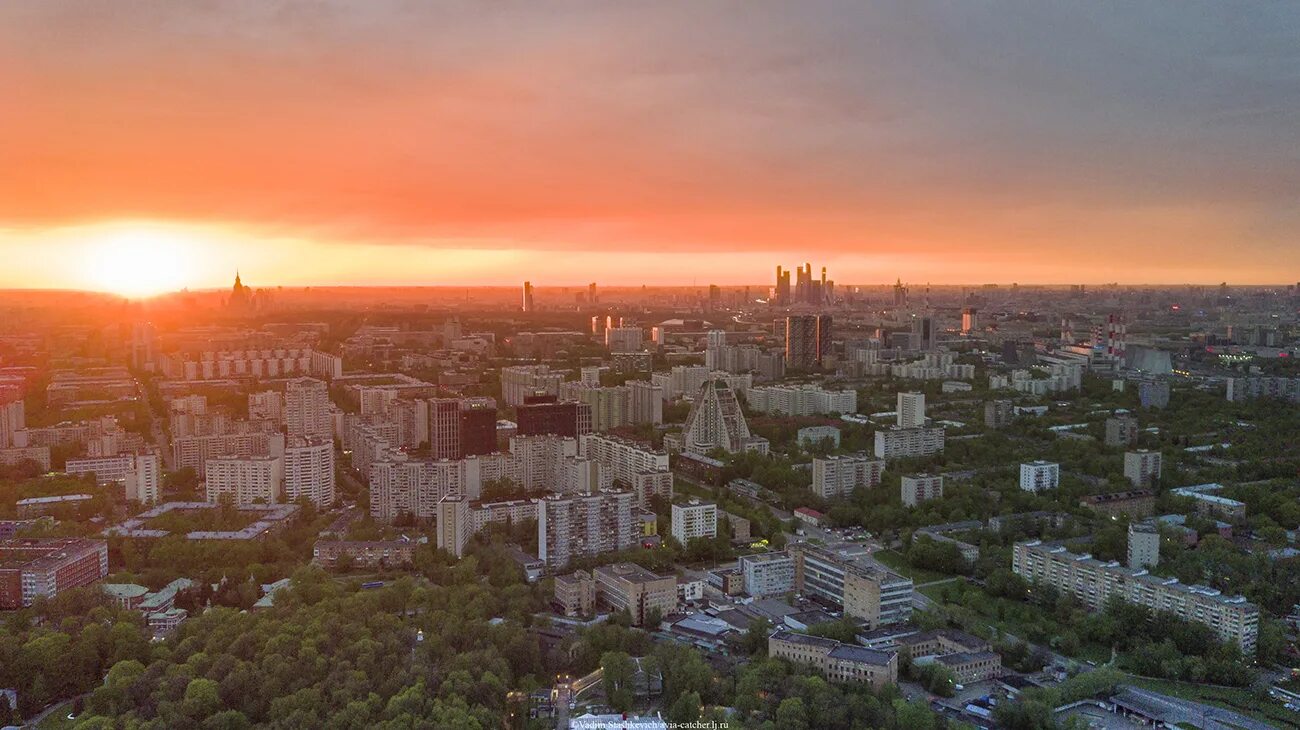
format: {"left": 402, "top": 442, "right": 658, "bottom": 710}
{"left": 0, "top": 390, "right": 26, "bottom": 449}
{"left": 811, "top": 455, "right": 884, "bottom": 499}
{"left": 739, "top": 551, "right": 795, "bottom": 598}
{"left": 368, "top": 436, "right": 608, "bottom": 522}
{"left": 501, "top": 365, "right": 565, "bottom": 407}
{"left": 157, "top": 348, "right": 341, "bottom": 381}
{"left": 538, "top": 490, "right": 638, "bottom": 569}
{"left": 671, "top": 500, "right": 717, "bottom": 544}
{"left": 247, "top": 390, "right": 284, "bottom": 426}
{"left": 285, "top": 377, "right": 332, "bottom": 441}
{"left": 650, "top": 365, "right": 711, "bottom": 401}
{"left": 66, "top": 452, "right": 161, "bottom": 503}
{"left": 747, "top": 384, "right": 857, "bottom": 417}
{"left": 1013, "top": 540, "right": 1258, "bottom": 652}
{"left": 205, "top": 455, "right": 283, "bottom": 505}
{"left": 605, "top": 326, "right": 643, "bottom": 353}
{"left": 874, "top": 427, "right": 945, "bottom": 459}
{"left": 628, "top": 380, "right": 664, "bottom": 425}
{"left": 901, "top": 474, "right": 944, "bottom": 507}
{"left": 559, "top": 382, "right": 632, "bottom": 431}
{"left": 435, "top": 496, "right": 472, "bottom": 558}
{"left": 1018, "top": 461, "right": 1060, "bottom": 492}
{"left": 1124, "top": 449, "right": 1163, "bottom": 487}
{"left": 1128, "top": 522, "right": 1159, "bottom": 570}
{"left": 172, "top": 431, "right": 285, "bottom": 478}
{"left": 896, "top": 392, "right": 926, "bottom": 428}
{"left": 284, "top": 438, "right": 335, "bottom": 508}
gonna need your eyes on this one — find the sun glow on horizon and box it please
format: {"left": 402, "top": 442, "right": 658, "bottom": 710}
{"left": 82, "top": 228, "right": 199, "bottom": 298}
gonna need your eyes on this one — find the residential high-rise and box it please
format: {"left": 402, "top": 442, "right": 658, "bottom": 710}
{"left": 680, "top": 379, "right": 769, "bottom": 456}
{"left": 0, "top": 388, "right": 25, "bottom": 448}
{"left": 579, "top": 434, "right": 672, "bottom": 508}
{"left": 435, "top": 496, "right": 472, "bottom": 558}
{"left": 628, "top": 380, "right": 664, "bottom": 425}
{"left": 537, "top": 490, "right": 638, "bottom": 569}
{"left": 1105, "top": 415, "right": 1139, "bottom": 447}
{"left": 961, "top": 307, "right": 978, "bottom": 335}
{"left": 283, "top": 438, "right": 335, "bottom": 508}
{"left": 500, "top": 365, "right": 564, "bottom": 406}
{"left": 874, "top": 427, "right": 944, "bottom": 459}
{"left": 205, "top": 455, "right": 283, "bottom": 505}
{"left": 285, "top": 377, "right": 332, "bottom": 442}
{"left": 605, "top": 326, "right": 643, "bottom": 353}
{"left": 248, "top": 390, "right": 284, "bottom": 426}
{"left": 66, "top": 452, "right": 160, "bottom": 504}
{"left": 1138, "top": 380, "right": 1170, "bottom": 409}
{"left": 1123, "top": 449, "right": 1162, "bottom": 487}
{"left": 901, "top": 474, "right": 944, "bottom": 507}
{"left": 896, "top": 392, "right": 926, "bottom": 429}
{"left": 1127, "top": 522, "right": 1159, "bottom": 570}
{"left": 784, "top": 315, "right": 832, "bottom": 370}
{"left": 522, "top": 281, "right": 535, "bottom": 313}
{"left": 671, "top": 499, "right": 717, "bottom": 544}
{"left": 984, "top": 400, "right": 1014, "bottom": 429}
{"left": 811, "top": 455, "right": 884, "bottom": 499}
{"left": 1019, "top": 461, "right": 1060, "bottom": 492}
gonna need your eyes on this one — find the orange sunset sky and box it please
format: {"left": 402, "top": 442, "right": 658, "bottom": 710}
{"left": 2, "top": 2, "right": 1299, "bottom": 296}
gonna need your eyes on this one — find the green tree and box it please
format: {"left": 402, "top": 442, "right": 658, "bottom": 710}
{"left": 666, "top": 691, "right": 701, "bottom": 724}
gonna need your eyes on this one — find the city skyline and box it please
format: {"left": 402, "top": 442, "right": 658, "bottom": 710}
{"left": 4, "top": 2, "right": 1300, "bottom": 294}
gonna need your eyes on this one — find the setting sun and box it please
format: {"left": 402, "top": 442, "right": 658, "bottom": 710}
{"left": 82, "top": 229, "right": 197, "bottom": 297}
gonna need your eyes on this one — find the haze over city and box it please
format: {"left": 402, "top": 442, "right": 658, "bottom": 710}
{"left": 4, "top": 4, "right": 1300, "bottom": 730}
{"left": 4, "top": 1, "right": 1300, "bottom": 295}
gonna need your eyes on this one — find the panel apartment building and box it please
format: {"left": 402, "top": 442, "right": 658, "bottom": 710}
{"left": 537, "top": 490, "right": 639, "bottom": 569}
{"left": 1012, "top": 540, "right": 1258, "bottom": 653}
{"left": 811, "top": 454, "right": 884, "bottom": 499}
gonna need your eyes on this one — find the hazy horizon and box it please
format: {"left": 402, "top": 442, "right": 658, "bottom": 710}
{"left": 4, "top": 2, "right": 1299, "bottom": 293}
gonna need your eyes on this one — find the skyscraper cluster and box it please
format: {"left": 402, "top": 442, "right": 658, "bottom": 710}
{"left": 773, "top": 263, "right": 833, "bottom": 306}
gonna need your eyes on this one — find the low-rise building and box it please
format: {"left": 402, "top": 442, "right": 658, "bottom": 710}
{"left": 936, "top": 651, "right": 1003, "bottom": 684}
{"left": 594, "top": 562, "right": 676, "bottom": 626}
{"left": 554, "top": 569, "right": 596, "bottom": 617}
{"left": 312, "top": 540, "right": 417, "bottom": 568}
{"left": 789, "top": 542, "right": 913, "bottom": 629}
{"left": 768, "top": 631, "right": 898, "bottom": 689}
{"left": 0, "top": 538, "right": 108, "bottom": 609}
{"left": 1079, "top": 490, "right": 1155, "bottom": 519}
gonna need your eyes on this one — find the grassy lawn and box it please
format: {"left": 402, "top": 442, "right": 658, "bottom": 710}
{"left": 871, "top": 549, "right": 953, "bottom": 585}
{"left": 1126, "top": 676, "right": 1300, "bottom": 729}
{"left": 36, "top": 701, "right": 78, "bottom": 729}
